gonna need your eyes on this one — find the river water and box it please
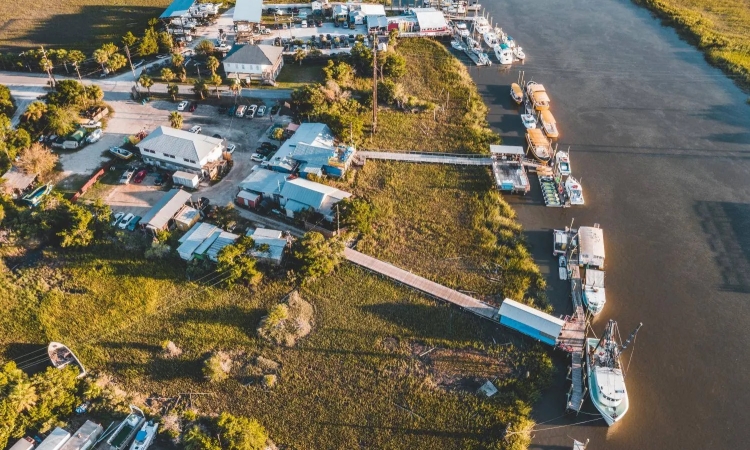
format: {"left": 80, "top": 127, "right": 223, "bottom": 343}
{"left": 464, "top": 0, "right": 750, "bottom": 447}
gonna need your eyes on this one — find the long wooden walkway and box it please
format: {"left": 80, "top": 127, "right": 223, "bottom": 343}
{"left": 562, "top": 264, "right": 588, "bottom": 414}
{"left": 358, "top": 151, "right": 493, "bottom": 166}
{"left": 344, "top": 248, "right": 500, "bottom": 320}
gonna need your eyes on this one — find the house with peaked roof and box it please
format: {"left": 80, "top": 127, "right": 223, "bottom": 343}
{"left": 280, "top": 177, "right": 351, "bottom": 221}
{"left": 247, "top": 228, "right": 287, "bottom": 265}
{"left": 266, "top": 123, "right": 356, "bottom": 178}
{"left": 140, "top": 188, "right": 193, "bottom": 231}
{"left": 138, "top": 126, "right": 225, "bottom": 177}
{"left": 177, "top": 222, "right": 240, "bottom": 261}
{"left": 222, "top": 44, "right": 284, "bottom": 83}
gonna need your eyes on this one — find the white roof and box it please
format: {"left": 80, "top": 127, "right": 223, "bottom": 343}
{"left": 36, "top": 428, "right": 70, "bottom": 450}
{"left": 579, "top": 226, "right": 605, "bottom": 268}
{"left": 239, "top": 167, "right": 287, "bottom": 195}
{"left": 499, "top": 299, "right": 564, "bottom": 338}
{"left": 415, "top": 10, "right": 448, "bottom": 30}
{"left": 174, "top": 205, "right": 200, "bottom": 224}
{"left": 138, "top": 126, "right": 223, "bottom": 163}
{"left": 140, "top": 188, "right": 192, "bottom": 230}
{"left": 359, "top": 4, "right": 386, "bottom": 15}
{"left": 280, "top": 177, "right": 351, "bottom": 213}
{"left": 250, "top": 236, "right": 286, "bottom": 262}
{"left": 233, "top": 0, "right": 262, "bottom": 22}
{"left": 490, "top": 145, "right": 525, "bottom": 156}
{"left": 249, "top": 228, "right": 283, "bottom": 239}
{"left": 177, "top": 222, "right": 218, "bottom": 259}
{"left": 173, "top": 170, "right": 199, "bottom": 181}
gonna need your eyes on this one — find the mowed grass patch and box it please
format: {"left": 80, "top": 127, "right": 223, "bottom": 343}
{"left": 0, "top": 246, "right": 551, "bottom": 449}
{"left": 274, "top": 61, "right": 327, "bottom": 89}
{"left": 345, "top": 162, "right": 548, "bottom": 308}
{"left": 0, "top": 1, "right": 168, "bottom": 52}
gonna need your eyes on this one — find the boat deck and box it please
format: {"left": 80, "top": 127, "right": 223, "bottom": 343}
{"left": 492, "top": 160, "right": 529, "bottom": 194}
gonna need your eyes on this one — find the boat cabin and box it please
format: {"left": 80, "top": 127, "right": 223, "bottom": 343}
{"left": 526, "top": 129, "right": 552, "bottom": 162}
{"left": 526, "top": 82, "right": 550, "bottom": 110}
{"left": 578, "top": 225, "right": 604, "bottom": 268}
{"left": 540, "top": 109, "right": 559, "bottom": 138}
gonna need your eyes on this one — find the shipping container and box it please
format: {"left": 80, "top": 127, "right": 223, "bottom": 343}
{"left": 172, "top": 170, "right": 200, "bottom": 189}
{"left": 236, "top": 190, "right": 261, "bottom": 208}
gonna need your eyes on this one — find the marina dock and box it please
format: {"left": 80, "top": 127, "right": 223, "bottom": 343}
{"left": 357, "top": 151, "right": 492, "bottom": 166}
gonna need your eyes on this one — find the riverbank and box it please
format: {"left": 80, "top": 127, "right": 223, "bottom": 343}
{"left": 632, "top": 0, "right": 750, "bottom": 92}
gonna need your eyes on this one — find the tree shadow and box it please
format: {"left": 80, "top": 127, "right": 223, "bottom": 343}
{"left": 3, "top": 342, "right": 53, "bottom": 375}
{"left": 694, "top": 201, "right": 750, "bottom": 293}
{"left": 174, "top": 305, "right": 268, "bottom": 339}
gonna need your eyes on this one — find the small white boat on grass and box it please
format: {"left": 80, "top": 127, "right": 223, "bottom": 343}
{"left": 110, "top": 146, "right": 134, "bottom": 160}
{"left": 48, "top": 342, "right": 86, "bottom": 378}
{"left": 514, "top": 46, "right": 526, "bottom": 60}
{"left": 521, "top": 113, "right": 537, "bottom": 129}
{"left": 565, "top": 177, "right": 584, "bottom": 205}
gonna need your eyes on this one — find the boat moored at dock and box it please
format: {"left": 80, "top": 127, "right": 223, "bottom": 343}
{"left": 540, "top": 109, "right": 559, "bottom": 138}
{"left": 565, "top": 177, "right": 585, "bottom": 205}
{"left": 494, "top": 43, "right": 513, "bottom": 65}
{"left": 582, "top": 268, "right": 605, "bottom": 314}
{"left": 526, "top": 81, "right": 551, "bottom": 110}
{"left": 526, "top": 128, "right": 553, "bottom": 162}
{"left": 510, "top": 83, "right": 524, "bottom": 104}
{"left": 555, "top": 150, "right": 571, "bottom": 176}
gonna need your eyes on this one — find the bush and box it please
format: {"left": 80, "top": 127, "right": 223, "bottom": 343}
{"left": 202, "top": 352, "right": 230, "bottom": 382}
{"left": 292, "top": 232, "right": 345, "bottom": 281}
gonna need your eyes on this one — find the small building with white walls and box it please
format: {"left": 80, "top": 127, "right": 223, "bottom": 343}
{"left": 222, "top": 44, "right": 284, "bottom": 83}
{"left": 138, "top": 126, "right": 224, "bottom": 178}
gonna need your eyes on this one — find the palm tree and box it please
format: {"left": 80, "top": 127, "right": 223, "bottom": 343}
{"left": 167, "top": 84, "right": 179, "bottom": 101}
{"left": 161, "top": 67, "right": 174, "bottom": 82}
{"left": 192, "top": 79, "right": 208, "bottom": 100}
{"left": 171, "top": 52, "right": 184, "bottom": 69}
{"left": 148, "top": 18, "right": 159, "bottom": 29}
{"left": 139, "top": 74, "right": 154, "bottom": 95}
{"left": 294, "top": 49, "right": 306, "bottom": 66}
{"left": 8, "top": 380, "right": 37, "bottom": 413}
{"left": 92, "top": 49, "right": 109, "bottom": 73}
{"left": 21, "top": 101, "right": 47, "bottom": 123}
{"left": 208, "top": 73, "right": 222, "bottom": 98}
{"left": 206, "top": 56, "right": 219, "bottom": 74}
{"left": 106, "top": 53, "right": 127, "bottom": 73}
{"left": 229, "top": 78, "right": 241, "bottom": 97}
{"left": 101, "top": 42, "right": 118, "bottom": 56}
{"left": 169, "top": 111, "right": 183, "bottom": 129}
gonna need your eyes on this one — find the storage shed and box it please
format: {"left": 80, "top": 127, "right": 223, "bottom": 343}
{"left": 247, "top": 228, "right": 287, "bottom": 265}
{"left": 59, "top": 421, "right": 103, "bottom": 450}
{"left": 578, "top": 225, "right": 605, "bottom": 269}
{"left": 174, "top": 205, "right": 201, "bottom": 231}
{"left": 173, "top": 170, "right": 200, "bottom": 189}
{"left": 140, "top": 188, "right": 192, "bottom": 231}
{"left": 498, "top": 299, "right": 564, "bottom": 346}
{"left": 236, "top": 189, "right": 261, "bottom": 208}
{"left": 36, "top": 428, "right": 71, "bottom": 450}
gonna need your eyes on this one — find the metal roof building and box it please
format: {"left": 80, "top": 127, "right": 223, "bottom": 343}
{"left": 1, "top": 166, "right": 36, "bottom": 197}
{"left": 160, "top": 0, "right": 196, "bottom": 18}
{"left": 138, "top": 126, "right": 224, "bottom": 168}
{"left": 414, "top": 9, "right": 449, "bottom": 32}
{"left": 239, "top": 167, "right": 288, "bottom": 197}
{"left": 59, "top": 420, "right": 103, "bottom": 450}
{"left": 578, "top": 225, "right": 605, "bottom": 268}
{"left": 140, "top": 189, "right": 192, "bottom": 231}
{"left": 266, "top": 123, "right": 354, "bottom": 178}
{"left": 177, "top": 222, "right": 239, "bottom": 261}
{"left": 36, "top": 428, "right": 71, "bottom": 450}
{"left": 247, "top": 228, "right": 287, "bottom": 265}
{"left": 233, "top": 0, "right": 262, "bottom": 22}
{"left": 499, "top": 299, "right": 564, "bottom": 346}
{"left": 280, "top": 177, "right": 351, "bottom": 221}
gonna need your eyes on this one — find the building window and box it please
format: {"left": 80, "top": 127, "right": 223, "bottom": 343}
{"left": 164, "top": 153, "right": 176, "bottom": 159}
{"left": 183, "top": 158, "right": 196, "bottom": 164}
{"left": 143, "top": 148, "right": 155, "bottom": 154}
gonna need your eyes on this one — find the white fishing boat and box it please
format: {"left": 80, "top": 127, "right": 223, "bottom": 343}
{"left": 503, "top": 35, "right": 516, "bottom": 49}
{"left": 130, "top": 421, "right": 159, "bottom": 450}
{"left": 451, "top": 40, "right": 463, "bottom": 50}
{"left": 586, "top": 321, "right": 643, "bottom": 426}
{"left": 455, "top": 23, "right": 470, "bottom": 37}
{"left": 483, "top": 32, "right": 499, "bottom": 47}
{"left": 494, "top": 43, "right": 513, "bottom": 65}
{"left": 107, "top": 406, "right": 146, "bottom": 450}
{"left": 521, "top": 113, "right": 537, "bottom": 129}
{"left": 47, "top": 342, "right": 86, "bottom": 378}
{"left": 526, "top": 81, "right": 550, "bottom": 110}
{"left": 473, "top": 17, "right": 491, "bottom": 34}
{"left": 467, "top": 2, "right": 482, "bottom": 11}
{"left": 565, "top": 177, "right": 584, "bottom": 205}
{"left": 582, "top": 268, "right": 605, "bottom": 314}
{"left": 539, "top": 109, "right": 559, "bottom": 138}
{"left": 514, "top": 46, "right": 526, "bottom": 60}
{"left": 555, "top": 150, "right": 571, "bottom": 176}
{"left": 109, "top": 146, "right": 134, "bottom": 160}
{"left": 559, "top": 255, "right": 568, "bottom": 280}
{"left": 526, "top": 129, "right": 552, "bottom": 162}
{"left": 510, "top": 83, "right": 524, "bottom": 104}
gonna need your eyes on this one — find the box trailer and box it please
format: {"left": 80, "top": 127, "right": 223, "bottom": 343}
{"left": 236, "top": 190, "right": 261, "bottom": 208}
{"left": 9, "top": 437, "right": 35, "bottom": 450}
{"left": 172, "top": 170, "right": 200, "bottom": 189}
{"left": 36, "top": 428, "right": 71, "bottom": 450}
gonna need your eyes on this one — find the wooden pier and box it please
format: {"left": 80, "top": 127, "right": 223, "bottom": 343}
{"left": 358, "top": 151, "right": 493, "bottom": 166}
{"left": 561, "top": 264, "right": 588, "bottom": 414}
{"left": 344, "top": 248, "right": 500, "bottom": 320}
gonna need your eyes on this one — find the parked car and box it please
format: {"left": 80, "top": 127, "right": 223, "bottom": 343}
{"left": 189, "top": 101, "right": 198, "bottom": 112}
{"left": 154, "top": 174, "right": 164, "bottom": 186}
{"left": 256, "top": 105, "right": 267, "bottom": 117}
{"left": 260, "top": 142, "right": 279, "bottom": 152}
{"left": 250, "top": 153, "right": 265, "bottom": 162}
{"left": 270, "top": 104, "right": 280, "bottom": 115}
{"left": 126, "top": 216, "right": 142, "bottom": 231}
{"left": 120, "top": 169, "right": 134, "bottom": 184}
{"left": 235, "top": 105, "right": 246, "bottom": 117}
{"left": 301, "top": 21, "right": 308, "bottom": 28}
{"left": 177, "top": 101, "right": 189, "bottom": 111}
{"left": 111, "top": 212, "right": 124, "bottom": 227}
{"left": 228, "top": 105, "right": 237, "bottom": 116}
{"left": 133, "top": 169, "right": 148, "bottom": 184}
{"left": 226, "top": 144, "right": 236, "bottom": 154}
{"left": 86, "top": 129, "right": 103, "bottom": 144}
{"left": 189, "top": 125, "right": 202, "bottom": 133}
{"left": 118, "top": 213, "right": 135, "bottom": 230}
{"left": 247, "top": 104, "right": 258, "bottom": 118}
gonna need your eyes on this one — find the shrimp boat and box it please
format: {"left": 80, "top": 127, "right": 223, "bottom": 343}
{"left": 109, "top": 146, "right": 134, "bottom": 160}
{"left": 565, "top": 176, "right": 584, "bottom": 205}
{"left": 526, "top": 81, "right": 550, "bottom": 110}
{"left": 483, "top": 31, "right": 499, "bottom": 47}
{"left": 510, "top": 83, "right": 524, "bottom": 104}
{"left": 582, "top": 268, "right": 606, "bottom": 314}
{"left": 555, "top": 149, "right": 571, "bottom": 176}
{"left": 494, "top": 43, "right": 513, "bottom": 65}
{"left": 539, "top": 109, "right": 559, "bottom": 138}
{"left": 47, "top": 342, "right": 86, "bottom": 378}
{"left": 129, "top": 420, "right": 158, "bottom": 450}
{"left": 526, "top": 128, "right": 553, "bottom": 162}
{"left": 107, "top": 406, "right": 146, "bottom": 450}
{"left": 586, "top": 321, "right": 643, "bottom": 426}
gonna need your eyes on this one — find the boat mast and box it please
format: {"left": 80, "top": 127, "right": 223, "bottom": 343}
{"left": 594, "top": 319, "right": 613, "bottom": 353}
{"left": 620, "top": 322, "right": 643, "bottom": 351}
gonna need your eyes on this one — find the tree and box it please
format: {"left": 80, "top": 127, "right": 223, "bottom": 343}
{"left": 228, "top": 77, "right": 241, "bottom": 97}
{"left": 20, "top": 101, "right": 47, "bottom": 124}
{"left": 101, "top": 42, "right": 118, "bottom": 56}
{"left": 184, "top": 426, "right": 221, "bottom": 450}
{"left": 122, "top": 31, "right": 137, "bottom": 48}
{"left": 106, "top": 53, "right": 127, "bottom": 73}
{"left": 216, "top": 236, "right": 261, "bottom": 287}
{"left": 45, "top": 105, "right": 77, "bottom": 136}
{"left": 49, "top": 49, "right": 69, "bottom": 74}
{"left": 388, "top": 28, "right": 399, "bottom": 46}
{"left": 208, "top": 73, "right": 222, "bottom": 98}
{"left": 85, "top": 85, "right": 103, "bottom": 104}
{"left": 382, "top": 52, "right": 407, "bottom": 78}
{"left": 92, "top": 49, "right": 109, "bottom": 73}
{"left": 169, "top": 111, "right": 183, "bottom": 129}
{"left": 138, "top": 28, "right": 159, "bottom": 56}
{"left": 148, "top": 18, "right": 159, "bottom": 29}
{"left": 0, "top": 84, "right": 13, "bottom": 116}
{"left": 349, "top": 42, "right": 373, "bottom": 75}
{"left": 377, "top": 79, "right": 402, "bottom": 105}
{"left": 216, "top": 413, "right": 269, "bottom": 450}
{"left": 293, "top": 232, "right": 345, "bottom": 281}
{"left": 323, "top": 60, "right": 354, "bottom": 85}
{"left": 24, "top": 366, "right": 79, "bottom": 435}
{"left": 17, "top": 143, "right": 58, "bottom": 179}
{"left": 272, "top": 127, "right": 284, "bottom": 141}
{"left": 167, "top": 83, "right": 179, "bottom": 101}
{"left": 171, "top": 52, "right": 184, "bottom": 68}
{"left": 157, "top": 31, "right": 173, "bottom": 53}
{"left": 206, "top": 55, "right": 219, "bottom": 74}
{"left": 161, "top": 67, "right": 174, "bottom": 82}
{"left": 55, "top": 200, "right": 95, "bottom": 248}
{"left": 195, "top": 39, "right": 215, "bottom": 57}
{"left": 175, "top": 66, "right": 187, "bottom": 82}
{"left": 66, "top": 50, "right": 85, "bottom": 74}
{"left": 192, "top": 79, "right": 208, "bottom": 100}
{"left": 138, "top": 74, "right": 154, "bottom": 95}
{"left": 46, "top": 79, "right": 86, "bottom": 107}
{"left": 338, "top": 197, "right": 376, "bottom": 234}
{"left": 294, "top": 49, "right": 306, "bottom": 65}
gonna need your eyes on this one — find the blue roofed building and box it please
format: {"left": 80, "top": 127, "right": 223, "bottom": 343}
{"left": 266, "top": 123, "right": 356, "bottom": 178}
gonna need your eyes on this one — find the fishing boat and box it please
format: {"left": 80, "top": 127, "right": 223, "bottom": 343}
{"left": 47, "top": 342, "right": 86, "bottom": 378}
{"left": 555, "top": 150, "right": 571, "bottom": 176}
{"left": 514, "top": 46, "right": 526, "bottom": 60}
{"left": 582, "top": 268, "right": 605, "bottom": 314}
{"left": 565, "top": 177, "right": 584, "bottom": 205}
{"left": 129, "top": 421, "right": 158, "bottom": 450}
{"left": 494, "top": 43, "right": 513, "bottom": 65}
{"left": 526, "top": 81, "right": 550, "bottom": 110}
{"left": 539, "top": 109, "right": 559, "bottom": 138}
{"left": 467, "top": 2, "right": 482, "bottom": 11}
{"left": 526, "top": 129, "right": 552, "bottom": 162}
{"left": 472, "top": 17, "right": 491, "bottom": 34}
{"left": 109, "top": 146, "right": 134, "bottom": 160}
{"left": 450, "top": 39, "right": 463, "bottom": 50}
{"left": 107, "top": 406, "right": 146, "bottom": 450}
{"left": 483, "top": 31, "right": 499, "bottom": 47}
{"left": 22, "top": 184, "right": 52, "bottom": 207}
{"left": 455, "top": 23, "right": 470, "bottom": 37}
{"left": 510, "top": 83, "right": 524, "bottom": 104}
{"left": 503, "top": 35, "right": 516, "bottom": 49}
{"left": 586, "top": 321, "right": 643, "bottom": 426}
{"left": 521, "top": 113, "right": 537, "bottom": 129}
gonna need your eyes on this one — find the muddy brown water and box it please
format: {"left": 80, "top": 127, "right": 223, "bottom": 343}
{"left": 459, "top": 0, "right": 750, "bottom": 447}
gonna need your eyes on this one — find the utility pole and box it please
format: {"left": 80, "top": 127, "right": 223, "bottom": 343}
{"left": 372, "top": 32, "right": 378, "bottom": 135}
{"left": 73, "top": 62, "right": 82, "bottom": 82}
{"left": 336, "top": 204, "right": 340, "bottom": 235}
{"left": 123, "top": 44, "right": 136, "bottom": 78}
{"left": 40, "top": 46, "right": 55, "bottom": 88}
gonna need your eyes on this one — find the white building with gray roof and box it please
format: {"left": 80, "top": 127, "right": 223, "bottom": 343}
{"left": 138, "top": 126, "right": 225, "bottom": 177}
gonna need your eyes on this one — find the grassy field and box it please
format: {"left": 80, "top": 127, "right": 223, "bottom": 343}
{"left": 633, "top": 0, "right": 750, "bottom": 89}
{"left": 274, "top": 61, "right": 327, "bottom": 89}
{"left": 0, "top": 1, "right": 170, "bottom": 52}
{"left": 0, "top": 243, "right": 551, "bottom": 449}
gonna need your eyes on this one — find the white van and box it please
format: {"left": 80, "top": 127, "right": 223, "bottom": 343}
{"left": 236, "top": 105, "right": 247, "bottom": 117}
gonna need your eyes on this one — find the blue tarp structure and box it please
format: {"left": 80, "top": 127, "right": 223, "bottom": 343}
{"left": 160, "top": 0, "right": 196, "bottom": 18}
